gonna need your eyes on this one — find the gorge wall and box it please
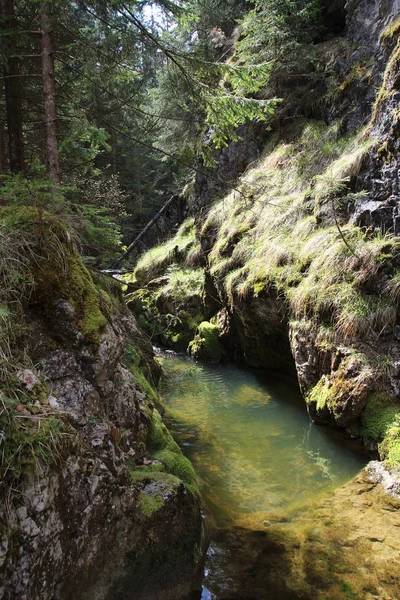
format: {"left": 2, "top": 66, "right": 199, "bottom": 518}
{"left": 129, "top": 0, "right": 400, "bottom": 466}
{"left": 0, "top": 213, "right": 202, "bottom": 600}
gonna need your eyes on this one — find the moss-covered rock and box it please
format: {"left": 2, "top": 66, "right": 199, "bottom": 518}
{"left": 1, "top": 206, "right": 108, "bottom": 344}
{"left": 362, "top": 392, "right": 400, "bottom": 465}
{"left": 188, "top": 321, "right": 225, "bottom": 363}
{"left": 125, "top": 219, "right": 207, "bottom": 352}
{"left": 147, "top": 409, "right": 199, "bottom": 495}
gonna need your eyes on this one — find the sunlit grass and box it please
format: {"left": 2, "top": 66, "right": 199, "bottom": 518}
{"left": 204, "top": 120, "right": 399, "bottom": 341}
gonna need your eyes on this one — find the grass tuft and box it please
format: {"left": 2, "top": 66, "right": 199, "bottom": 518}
{"left": 132, "top": 218, "right": 197, "bottom": 285}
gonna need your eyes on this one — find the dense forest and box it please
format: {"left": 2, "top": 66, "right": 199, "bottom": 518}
{"left": 0, "top": 0, "right": 335, "bottom": 265}
{"left": 1, "top": 1, "right": 400, "bottom": 599}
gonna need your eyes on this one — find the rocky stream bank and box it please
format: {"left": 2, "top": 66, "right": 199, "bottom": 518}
{"left": 0, "top": 215, "right": 202, "bottom": 600}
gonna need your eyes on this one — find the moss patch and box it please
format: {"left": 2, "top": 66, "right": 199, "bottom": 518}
{"left": 124, "top": 344, "right": 159, "bottom": 404}
{"left": 188, "top": 321, "right": 224, "bottom": 362}
{"left": 362, "top": 392, "right": 400, "bottom": 464}
{"left": 148, "top": 409, "right": 198, "bottom": 494}
{"left": 139, "top": 491, "right": 165, "bottom": 518}
{"left": 362, "top": 392, "right": 400, "bottom": 441}
{"left": 306, "top": 376, "right": 334, "bottom": 412}
{"left": 66, "top": 253, "right": 107, "bottom": 342}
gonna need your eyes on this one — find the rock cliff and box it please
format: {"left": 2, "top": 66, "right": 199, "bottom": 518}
{"left": 0, "top": 210, "right": 202, "bottom": 599}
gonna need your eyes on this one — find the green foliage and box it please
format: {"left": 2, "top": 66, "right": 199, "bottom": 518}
{"left": 59, "top": 123, "right": 111, "bottom": 172}
{"left": 0, "top": 172, "right": 124, "bottom": 267}
{"left": 182, "top": 0, "right": 247, "bottom": 37}
{"left": 75, "top": 204, "right": 122, "bottom": 265}
{"left": 188, "top": 321, "right": 224, "bottom": 362}
{"left": 205, "top": 93, "right": 278, "bottom": 150}
{"left": 236, "top": 0, "right": 322, "bottom": 94}
{"left": 150, "top": 5, "right": 278, "bottom": 161}
{"left": 0, "top": 171, "right": 64, "bottom": 213}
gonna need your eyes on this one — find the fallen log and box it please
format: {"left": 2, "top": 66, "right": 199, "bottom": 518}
{"left": 112, "top": 194, "right": 179, "bottom": 267}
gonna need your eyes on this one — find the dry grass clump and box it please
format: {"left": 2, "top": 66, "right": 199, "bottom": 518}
{"left": 384, "top": 270, "right": 400, "bottom": 305}
{"left": 314, "top": 137, "right": 372, "bottom": 200}
{"left": 185, "top": 242, "right": 204, "bottom": 267}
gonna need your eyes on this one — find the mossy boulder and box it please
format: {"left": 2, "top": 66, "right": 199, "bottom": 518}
{"left": 362, "top": 392, "right": 400, "bottom": 465}
{"left": 1, "top": 206, "right": 107, "bottom": 344}
{"left": 188, "top": 321, "right": 224, "bottom": 363}
{"left": 128, "top": 267, "right": 206, "bottom": 352}
{"left": 147, "top": 409, "right": 199, "bottom": 495}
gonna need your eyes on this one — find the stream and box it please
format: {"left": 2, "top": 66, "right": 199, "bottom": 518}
{"left": 159, "top": 353, "right": 368, "bottom": 600}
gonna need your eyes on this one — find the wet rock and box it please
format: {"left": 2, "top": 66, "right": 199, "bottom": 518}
{"left": 365, "top": 460, "right": 400, "bottom": 497}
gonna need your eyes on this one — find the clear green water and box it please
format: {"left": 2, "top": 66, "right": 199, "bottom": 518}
{"left": 161, "top": 354, "right": 367, "bottom": 529}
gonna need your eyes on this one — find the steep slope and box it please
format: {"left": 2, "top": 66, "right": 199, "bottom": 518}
{"left": 0, "top": 208, "right": 202, "bottom": 600}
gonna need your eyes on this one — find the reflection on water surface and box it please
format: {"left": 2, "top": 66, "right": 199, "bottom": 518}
{"left": 160, "top": 354, "right": 367, "bottom": 599}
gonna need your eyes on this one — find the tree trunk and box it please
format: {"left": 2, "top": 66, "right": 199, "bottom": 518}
{"left": 1, "top": 0, "right": 25, "bottom": 174}
{"left": 111, "top": 127, "right": 117, "bottom": 175}
{"left": 40, "top": 1, "right": 60, "bottom": 184}
{"left": 0, "top": 124, "right": 6, "bottom": 175}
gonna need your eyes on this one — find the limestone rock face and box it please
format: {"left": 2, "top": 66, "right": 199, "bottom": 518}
{"left": 346, "top": 0, "right": 400, "bottom": 46}
{"left": 0, "top": 284, "right": 201, "bottom": 600}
